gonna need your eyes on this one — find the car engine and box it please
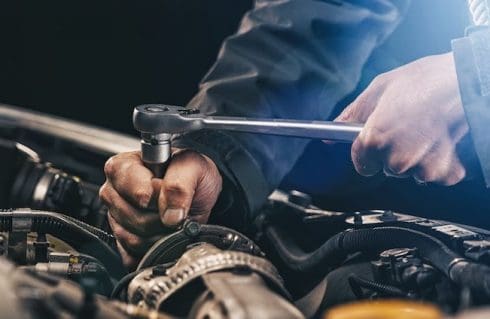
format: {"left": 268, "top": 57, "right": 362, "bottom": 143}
{"left": 0, "top": 103, "right": 490, "bottom": 319}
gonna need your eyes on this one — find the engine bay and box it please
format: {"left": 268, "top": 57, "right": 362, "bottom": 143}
{"left": 1, "top": 104, "right": 490, "bottom": 319}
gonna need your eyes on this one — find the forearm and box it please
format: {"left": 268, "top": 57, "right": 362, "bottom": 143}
{"left": 174, "top": 0, "right": 409, "bottom": 223}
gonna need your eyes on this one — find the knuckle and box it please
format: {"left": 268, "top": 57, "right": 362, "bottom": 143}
{"left": 164, "top": 181, "right": 193, "bottom": 197}
{"left": 423, "top": 171, "right": 437, "bottom": 182}
{"left": 372, "top": 73, "right": 385, "bottom": 84}
{"left": 133, "top": 188, "right": 151, "bottom": 206}
{"left": 351, "top": 140, "right": 363, "bottom": 168}
{"left": 125, "top": 235, "right": 144, "bottom": 251}
{"left": 103, "top": 157, "right": 116, "bottom": 176}
{"left": 112, "top": 228, "right": 124, "bottom": 243}
{"left": 107, "top": 209, "right": 122, "bottom": 225}
{"left": 415, "top": 167, "right": 437, "bottom": 183}
{"left": 107, "top": 212, "right": 117, "bottom": 231}
{"left": 98, "top": 183, "right": 111, "bottom": 205}
{"left": 448, "top": 167, "right": 466, "bottom": 185}
{"left": 113, "top": 227, "right": 143, "bottom": 251}
{"left": 337, "top": 104, "right": 356, "bottom": 122}
{"left": 371, "top": 73, "right": 389, "bottom": 88}
{"left": 455, "top": 166, "right": 467, "bottom": 181}
{"left": 132, "top": 214, "right": 151, "bottom": 233}
{"left": 361, "top": 127, "right": 386, "bottom": 150}
{"left": 387, "top": 158, "right": 410, "bottom": 175}
{"left": 125, "top": 162, "right": 144, "bottom": 177}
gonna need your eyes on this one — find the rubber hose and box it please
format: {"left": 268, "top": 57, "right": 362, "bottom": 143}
{"left": 0, "top": 209, "right": 126, "bottom": 278}
{"left": 266, "top": 226, "right": 458, "bottom": 273}
{"left": 348, "top": 275, "right": 407, "bottom": 298}
{"left": 269, "top": 225, "right": 490, "bottom": 298}
{"left": 449, "top": 261, "right": 490, "bottom": 297}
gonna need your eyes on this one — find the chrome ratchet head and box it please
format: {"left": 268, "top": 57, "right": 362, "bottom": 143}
{"left": 132, "top": 104, "right": 203, "bottom": 178}
{"left": 133, "top": 104, "right": 204, "bottom": 135}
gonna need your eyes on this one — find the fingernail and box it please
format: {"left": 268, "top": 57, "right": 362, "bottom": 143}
{"left": 139, "top": 196, "right": 151, "bottom": 209}
{"left": 162, "top": 208, "right": 185, "bottom": 227}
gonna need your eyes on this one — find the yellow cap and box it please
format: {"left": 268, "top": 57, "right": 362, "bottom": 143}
{"left": 324, "top": 300, "right": 443, "bottom": 319}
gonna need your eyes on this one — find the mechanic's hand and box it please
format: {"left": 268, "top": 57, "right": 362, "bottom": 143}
{"left": 99, "top": 149, "right": 222, "bottom": 268}
{"left": 335, "top": 52, "right": 477, "bottom": 186}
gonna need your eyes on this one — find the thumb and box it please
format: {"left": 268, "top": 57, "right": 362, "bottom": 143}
{"left": 157, "top": 150, "right": 221, "bottom": 227}
{"left": 323, "top": 99, "right": 366, "bottom": 145}
{"left": 325, "top": 81, "right": 382, "bottom": 144}
{"left": 335, "top": 91, "right": 377, "bottom": 123}
{"left": 335, "top": 74, "right": 388, "bottom": 123}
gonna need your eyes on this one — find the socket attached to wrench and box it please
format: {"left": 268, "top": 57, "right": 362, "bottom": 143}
{"left": 133, "top": 104, "right": 363, "bottom": 178}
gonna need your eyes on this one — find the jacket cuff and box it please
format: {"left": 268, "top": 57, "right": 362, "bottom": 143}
{"left": 172, "top": 130, "right": 270, "bottom": 230}
{"left": 452, "top": 27, "right": 490, "bottom": 186}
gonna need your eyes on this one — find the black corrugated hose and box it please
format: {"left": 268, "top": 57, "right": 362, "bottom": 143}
{"left": 266, "top": 225, "right": 490, "bottom": 298}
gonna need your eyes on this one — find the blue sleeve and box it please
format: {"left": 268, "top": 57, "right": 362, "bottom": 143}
{"left": 174, "top": 0, "right": 409, "bottom": 225}
{"left": 452, "top": 26, "right": 490, "bottom": 187}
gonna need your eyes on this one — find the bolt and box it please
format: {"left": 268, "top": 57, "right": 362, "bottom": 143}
{"left": 184, "top": 221, "right": 201, "bottom": 237}
{"left": 145, "top": 106, "right": 169, "bottom": 112}
{"left": 353, "top": 212, "right": 363, "bottom": 225}
{"left": 152, "top": 264, "right": 167, "bottom": 277}
{"left": 379, "top": 210, "right": 397, "bottom": 222}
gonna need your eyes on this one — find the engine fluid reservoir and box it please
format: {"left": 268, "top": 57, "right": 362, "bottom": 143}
{"left": 324, "top": 300, "right": 442, "bottom": 319}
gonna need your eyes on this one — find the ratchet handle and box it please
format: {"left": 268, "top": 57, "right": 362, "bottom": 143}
{"left": 133, "top": 104, "right": 364, "bottom": 142}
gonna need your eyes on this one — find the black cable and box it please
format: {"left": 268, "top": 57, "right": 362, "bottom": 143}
{"left": 0, "top": 209, "right": 126, "bottom": 279}
{"left": 348, "top": 274, "right": 408, "bottom": 299}
{"left": 82, "top": 262, "right": 114, "bottom": 296}
{"left": 110, "top": 269, "right": 144, "bottom": 301}
{"left": 111, "top": 261, "right": 176, "bottom": 301}
{"left": 77, "top": 253, "right": 110, "bottom": 266}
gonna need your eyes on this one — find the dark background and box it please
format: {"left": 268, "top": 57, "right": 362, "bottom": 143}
{"left": 0, "top": 0, "right": 468, "bottom": 136}
{"left": 0, "top": 0, "right": 252, "bottom": 134}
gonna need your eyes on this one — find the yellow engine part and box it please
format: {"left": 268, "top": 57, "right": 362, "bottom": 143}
{"left": 324, "top": 300, "right": 443, "bottom": 319}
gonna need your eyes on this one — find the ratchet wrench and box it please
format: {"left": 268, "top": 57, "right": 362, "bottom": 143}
{"left": 133, "top": 104, "right": 363, "bottom": 177}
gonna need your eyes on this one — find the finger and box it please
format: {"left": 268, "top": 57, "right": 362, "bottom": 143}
{"left": 411, "top": 140, "right": 465, "bottom": 185}
{"left": 335, "top": 75, "right": 388, "bottom": 123}
{"left": 104, "top": 151, "right": 154, "bottom": 208}
{"left": 382, "top": 165, "right": 410, "bottom": 178}
{"left": 354, "top": 118, "right": 435, "bottom": 178}
{"left": 108, "top": 213, "right": 158, "bottom": 257}
{"left": 327, "top": 76, "right": 387, "bottom": 145}
{"left": 115, "top": 240, "right": 138, "bottom": 270}
{"left": 382, "top": 132, "right": 432, "bottom": 177}
{"left": 455, "top": 133, "right": 478, "bottom": 181}
{"left": 442, "top": 157, "right": 466, "bottom": 186}
{"left": 188, "top": 156, "right": 222, "bottom": 219}
{"left": 335, "top": 94, "right": 375, "bottom": 124}
{"left": 158, "top": 150, "right": 212, "bottom": 227}
{"left": 351, "top": 126, "right": 385, "bottom": 176}
{"left": 413, "top": 154, "right": 466, "bottom": 186}
{"left": 100, "top": 182, "right": 164, "bottom": 236}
